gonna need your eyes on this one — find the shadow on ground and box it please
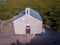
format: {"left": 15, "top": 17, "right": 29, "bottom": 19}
{"left": 10, "top": 28, "right": 60, "bottom": 45}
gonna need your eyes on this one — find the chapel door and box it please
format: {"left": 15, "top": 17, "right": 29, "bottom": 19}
{"left": 26, "top": 26, "right": 30, "bottom": 34}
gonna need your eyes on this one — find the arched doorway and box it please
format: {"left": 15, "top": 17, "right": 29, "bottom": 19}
{"left": 26, "top": 26, "right": 30, "bottom": 34}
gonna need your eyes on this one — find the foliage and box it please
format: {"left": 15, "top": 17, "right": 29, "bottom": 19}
{"left": 0, "top": 0, "right": 60, "bottom": 31}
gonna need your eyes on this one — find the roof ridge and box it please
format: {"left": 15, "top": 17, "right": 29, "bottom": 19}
{"left": 14, "top": 8, "right": 43, "bottom": 21}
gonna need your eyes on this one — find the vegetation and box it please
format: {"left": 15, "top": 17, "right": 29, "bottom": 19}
{"left": 0, "top": 0, "right": 60, "bottom": 31}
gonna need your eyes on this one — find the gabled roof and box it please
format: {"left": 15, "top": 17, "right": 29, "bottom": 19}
{"left": 14, "top": 8, "right": 43, "bottom": 21}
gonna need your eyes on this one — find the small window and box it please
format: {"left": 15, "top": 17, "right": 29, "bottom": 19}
{"left": 27, "top": 10, "right": 28, "bottom": 15}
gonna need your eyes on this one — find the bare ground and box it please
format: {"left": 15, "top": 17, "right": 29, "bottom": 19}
{"left": 0, "top": 19, "right": 60, "bottom": 45}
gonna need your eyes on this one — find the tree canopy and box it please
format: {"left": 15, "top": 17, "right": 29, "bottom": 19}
{"left": 0, "top": 0, "right": 60, "bottom": 31}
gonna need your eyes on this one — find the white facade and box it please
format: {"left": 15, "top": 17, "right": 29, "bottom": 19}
{"left": 13, "top": 8, "right": 43, "bottom": 34}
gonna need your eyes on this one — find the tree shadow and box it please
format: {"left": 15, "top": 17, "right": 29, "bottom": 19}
{"left": 10, "top": 28, "right": 60, "bottom": 45}
{"left": 10, "top": 39, "right": 21, "bottom": 45}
